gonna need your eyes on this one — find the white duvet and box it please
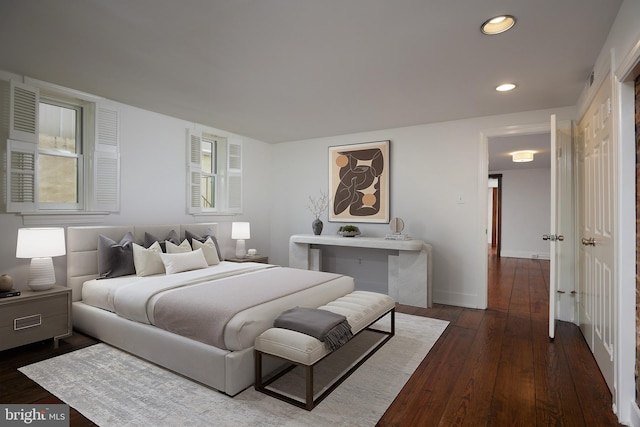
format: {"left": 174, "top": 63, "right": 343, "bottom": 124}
{"left": 81, "top": 261, "right": 356, "bottom": 351}
{"left": 82, "top": 261, "right": 270, "bottom": 323}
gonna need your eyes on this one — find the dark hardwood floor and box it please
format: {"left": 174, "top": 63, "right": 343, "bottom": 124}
{"left": 0, "top": 253, "right": 622, "bottom": 426}
{"left": 378, "top": 253, "right": 621, "bottom": 426}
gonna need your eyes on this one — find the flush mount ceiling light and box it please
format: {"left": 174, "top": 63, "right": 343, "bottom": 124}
{"left": 481, "top": 15, "right": 516, "bottom": 35}
{"left": 496, "top": 83, "right": 516, "bottom": 92}
{"left": 511, "top": 151, "right": 534, "bottom": 162}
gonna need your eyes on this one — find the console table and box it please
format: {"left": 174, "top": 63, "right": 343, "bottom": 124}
{"left": 289, "top": 234, "right": 432, "bottom": 308}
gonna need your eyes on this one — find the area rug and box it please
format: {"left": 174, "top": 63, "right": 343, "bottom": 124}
{"left": 19, "top": 313, "right": 448, "bottom": 426}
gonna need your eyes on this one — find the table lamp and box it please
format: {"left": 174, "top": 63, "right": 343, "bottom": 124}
{"left": 16, "top": 227, "right": 66, "bottom": 291}
{"left": 231, "top": 222, "right": 250, "bottom": 258}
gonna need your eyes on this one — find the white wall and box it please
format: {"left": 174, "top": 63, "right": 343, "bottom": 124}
{"left": 492, "top": 168, "right": 551, "bottom": 259}
{"left": 268, "top": 106, "right": 575, "bottom": 308}
{"left": 0, "top": 86, "right": 274, "bottom": 290}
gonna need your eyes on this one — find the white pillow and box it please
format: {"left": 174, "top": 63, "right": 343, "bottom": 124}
{"left": 133, "top": 241, "right": 165, "bottom": 276}
{"left": 160, "top": 248, "right": 208, "bottom": 275}
{"left": 165, "top": 239, "right": 192, "bottom": 253}
{"left": 192, "top": 237, "right": 220, "bottom": 265}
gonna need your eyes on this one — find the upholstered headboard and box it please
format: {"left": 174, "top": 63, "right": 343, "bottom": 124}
{"left": 66, "top": 223, "right": 219, "bottom": 301}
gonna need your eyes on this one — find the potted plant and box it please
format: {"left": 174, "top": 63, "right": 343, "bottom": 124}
{"left": 337, "top": 225, "right": 361, "bottom": 237}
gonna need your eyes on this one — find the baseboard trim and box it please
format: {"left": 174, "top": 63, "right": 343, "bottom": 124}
{"left": 500, "top": 250, "right": 550, "bottom": 260}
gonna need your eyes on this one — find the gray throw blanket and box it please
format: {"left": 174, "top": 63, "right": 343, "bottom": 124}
{"left": 274, "top": 307, "right": 353, "bottom": 351}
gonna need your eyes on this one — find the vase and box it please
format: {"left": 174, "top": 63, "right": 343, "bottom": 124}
{"left": 312, "top": 219, "right": 323, "bottom": 235}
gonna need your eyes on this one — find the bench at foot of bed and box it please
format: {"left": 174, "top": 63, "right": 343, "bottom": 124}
{"left": 254, "top": 290, "right": 395, "bottom": 410}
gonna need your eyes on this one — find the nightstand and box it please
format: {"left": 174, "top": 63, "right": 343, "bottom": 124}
{"left": 226, "top": 255, "right": 269, "bottom": 264}
{"left": 0, "top": 285, "right": 72, "bottom": 351}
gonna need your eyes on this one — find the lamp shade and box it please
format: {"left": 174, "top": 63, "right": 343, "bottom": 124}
{"left": 16, "top": 228, "right": 66, "bottom": 291}
{"left": 231, "top": 222, "right": 250, "bottom": 240}
{"left": 16, "top": 228, "right": 66, "bottom": 258}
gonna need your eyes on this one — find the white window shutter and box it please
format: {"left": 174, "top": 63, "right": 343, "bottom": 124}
{"left": 95, "top": 106, "right": 119, "bottom": 153}
{"left": 6, "top": 139, "right": 37, "bottom": 212}
{"left": 186, "top": 130, "right": 202, "bottom": 214}
{"left": 226, "top": 138, "right": 242, "bottom": 212}
{"left": 93, "top": 150, "right": 120, "bottom": 212}
{"left": 227, "top": 138, "right": 242, "bottom": 171}
{"left": 93, "top": 103, "right": 120, "bottom": 212}
{"left": 9, "top": 81, "right": 39, "bottom": 143}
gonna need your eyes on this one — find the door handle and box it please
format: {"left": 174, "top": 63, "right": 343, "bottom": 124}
{"left": 581, "top": 237, "right": 596, "bottom": 246}
{"left": 542, "top": 234, "right": 564, "bottom": 242}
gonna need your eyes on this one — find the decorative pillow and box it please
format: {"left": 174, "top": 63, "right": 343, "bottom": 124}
{"left": 192, "top": 237, "right": 220, "bottom": 265}
{"left": 160, "top": 249, "right": 208, "bottom": 275}
{"left": 97, "top": 232, "right": 136, "bottom": 279}
{"left": 186, "top": 229, "right": 223, "bottom": 261}
{"left": 144, "top": 230, "right": 179, "bottom": 252}
{"left": 133, "top": 241, "right": 165, "bottom": 276}
{"left": 165, "top": 239, "right": 192, "bottom": 254}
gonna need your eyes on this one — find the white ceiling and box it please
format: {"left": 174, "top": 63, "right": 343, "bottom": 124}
{"left": 0, "top": 0, "right": 621, "bottom": 144}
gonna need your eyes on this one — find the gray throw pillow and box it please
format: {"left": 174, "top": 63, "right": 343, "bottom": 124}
{"left": 144, "top": 230, "right": 179, "bottom": 252}
{"left": 97, "top": 232, "right": 136, "bottom": 278}
{"left": 186, "top": 229, "right": 223, "bottom": 261}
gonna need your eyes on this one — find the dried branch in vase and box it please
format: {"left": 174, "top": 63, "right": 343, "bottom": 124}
{"left": 307, "top": 190, "right": 328, "bottom": 220}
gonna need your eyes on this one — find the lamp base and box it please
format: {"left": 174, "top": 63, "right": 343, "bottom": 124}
{"left": 28, "top": 257, "right": 56, "bottom": 291}
{"left": 235, "top": 239, "right": 246, "bottom": 258}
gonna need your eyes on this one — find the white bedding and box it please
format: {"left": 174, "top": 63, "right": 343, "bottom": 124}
{"left": 82, "top": 261, "right": 268, "bottom": 316}
{"left": 81, "top": 261, "right": 355, "bottom": 351}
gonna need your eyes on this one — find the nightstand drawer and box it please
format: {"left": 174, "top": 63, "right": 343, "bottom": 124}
{"left": 1, "top": 293, "right": 68, "bottom": 323}
{"left": 0, "top": 289, "right": 71, "bottom": 351}
{"left": 0, "top": 313, "right": 69, "bottom": 349}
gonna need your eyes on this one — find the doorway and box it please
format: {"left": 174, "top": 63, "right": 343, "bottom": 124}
{"left": 488, "top": 174, "right": 502, "bottom": 257}
{"left": 479, "top": 123, "right": 552, "bottom": 310}
{"left": 487, "top": 132, "right": 551, "bottom": 260}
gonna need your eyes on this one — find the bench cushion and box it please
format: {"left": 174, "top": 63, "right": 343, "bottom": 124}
{"left": 254, "top": 291, "right": 394, "bottom": 365}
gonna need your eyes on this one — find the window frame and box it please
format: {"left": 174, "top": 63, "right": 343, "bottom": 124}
{"left": 37, "top": 96, "right": 85, "bottom": 211}
{"left": 5, "top": 78, "right": 121, "bottom": 219}
{"left": 200, "top": 133, "right": 219, "bottom": 210}
{"left": 186, "top": 128, "right": 242, "bottom": 215}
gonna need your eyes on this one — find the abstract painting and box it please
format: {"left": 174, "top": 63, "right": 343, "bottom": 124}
{"left": 329, "top": 140, "right": 390, "bottom": 223}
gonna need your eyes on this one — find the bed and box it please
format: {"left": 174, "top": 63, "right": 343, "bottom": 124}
{"left": 66, "top": 223, "right": 355, "bottom": 396}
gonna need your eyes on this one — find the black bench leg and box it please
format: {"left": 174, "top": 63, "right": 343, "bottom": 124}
{"left": 254, "top": 350, "right": 263, "bottom": 390}
{"left": 306, "top": 365, "right": 314, "bottom": 410}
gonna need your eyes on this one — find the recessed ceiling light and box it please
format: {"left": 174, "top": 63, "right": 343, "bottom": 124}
{"left": 496, "top": 83, "right": 516, "bottom": 92}
{"left": 481, "top": 15, "right": 516, "bottom": 35}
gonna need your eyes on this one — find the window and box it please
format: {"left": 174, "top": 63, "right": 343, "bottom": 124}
{"left": 38, "top": 99, "right": 83, "bottom": 209}
{"left": 187, "top": 129, "right": 242, "bottom": 214}
{"left": 5, "top": 79, "right": 120, "bottom": 214}
{"left": 200, "top": 133, "right": 217, "bottom": 209}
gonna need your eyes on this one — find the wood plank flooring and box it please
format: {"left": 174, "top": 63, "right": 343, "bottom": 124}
{"left": 378, "top": 255, "right": 621, "bottom": 426}
{"left": 0, "top": 254, "right": 622, "bottom": 426}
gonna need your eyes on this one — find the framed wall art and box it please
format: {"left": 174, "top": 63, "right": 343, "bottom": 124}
{"left": 328, "top": 140, "right": 390, "bottom": 223}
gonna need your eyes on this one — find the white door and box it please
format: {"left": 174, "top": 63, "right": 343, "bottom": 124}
{"left": 547, "top": 115, "right": 575, "bottom": 339}
{"left": 576, "top": 75, "right": 615, "bottom": 393}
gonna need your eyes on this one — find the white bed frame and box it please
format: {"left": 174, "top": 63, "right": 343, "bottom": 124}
{"left": 66, "top": 223, "right": 349, "bottom": 396}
